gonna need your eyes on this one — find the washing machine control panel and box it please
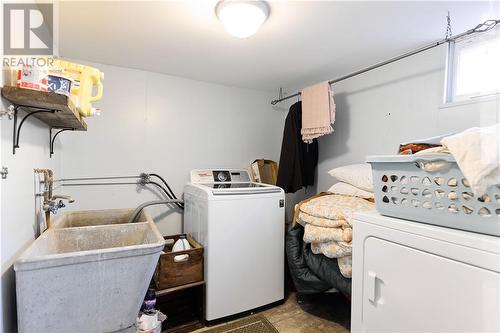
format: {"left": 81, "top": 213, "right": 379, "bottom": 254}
{"left": 213, "top": 170, "right": 231, "bottom": 182}
{"left": 190, "top": 169, "right": 251, "bottom": 183}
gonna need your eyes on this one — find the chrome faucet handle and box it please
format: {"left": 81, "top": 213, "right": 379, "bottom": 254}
{"left": 43, "top": 200, "right": 64, "bottom": 214}
{"left": 48, "top": 205, "right": 58, "bottom": 215}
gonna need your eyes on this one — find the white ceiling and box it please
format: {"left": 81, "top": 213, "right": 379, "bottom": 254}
{"left": 58, "top": 1, "right": 500, "bottom": 91}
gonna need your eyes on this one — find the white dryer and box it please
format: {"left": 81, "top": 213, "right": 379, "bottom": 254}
{"left": 351, "top": 212, "right": 500, "bottom": 333}
{"left": 184, "top": 169, "right": 285, "bottom": 322}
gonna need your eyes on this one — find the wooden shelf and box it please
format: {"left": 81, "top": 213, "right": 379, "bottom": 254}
{"left": 1, "top": 86, "right": 87, "bottom": 131}
{"left": 154, "top": 281, "right": 206, "bottom": 333}
{"left": 155, "top": 281, "right": 205, "bottom": 297}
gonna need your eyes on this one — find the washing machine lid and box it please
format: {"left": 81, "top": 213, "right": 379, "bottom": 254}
{"left": 197, "top": 182, "right": 281, "bottom": 195}
{"left": 190, "top": 169, "right": 282, "bottom": 195}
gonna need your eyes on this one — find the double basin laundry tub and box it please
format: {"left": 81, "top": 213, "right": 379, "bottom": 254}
{"left": 14, "top": 209, "right": 165, "bottom": 333}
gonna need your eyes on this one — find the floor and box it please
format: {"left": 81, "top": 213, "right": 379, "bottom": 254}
{"left": 194, "top": 292, "right": 351, "bottom": 333}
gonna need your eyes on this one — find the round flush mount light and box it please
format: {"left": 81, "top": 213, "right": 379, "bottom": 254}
{"left": 215, "top": 1, "right": 269, "bottom": 38}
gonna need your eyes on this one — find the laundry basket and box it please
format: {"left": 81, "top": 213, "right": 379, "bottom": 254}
{"left": 367, "top": 155, "right": 500, "bottom": 236}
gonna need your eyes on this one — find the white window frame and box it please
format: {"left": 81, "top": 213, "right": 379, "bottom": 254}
{"left": 444, "top": 27, "right": 500, "bottom": 105}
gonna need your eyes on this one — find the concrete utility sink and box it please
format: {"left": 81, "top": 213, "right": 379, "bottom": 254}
{"left": 51, "top": 208, "right": 147, "bottom": 228}
{"left": 15, "top": 209, "right": 165, "bottom": 333}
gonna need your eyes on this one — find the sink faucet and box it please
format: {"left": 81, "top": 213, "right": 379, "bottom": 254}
{"left": 43, "top": 195, "right": 75, "bottom": 214}
{"left": 43, "top": 200, "right": 63, "bottom": 215}
{"left": 51, "top": 194, "right": 75, "bottom": 203}
{"left": 34, "top": 169, "right": 76, "bottom": 228}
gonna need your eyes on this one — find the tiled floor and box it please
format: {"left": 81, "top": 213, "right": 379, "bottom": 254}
{"left": 194, "top": 292, "right": 351, "bottom": 333}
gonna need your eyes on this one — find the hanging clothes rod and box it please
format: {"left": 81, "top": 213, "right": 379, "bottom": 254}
{"left": 271, "top": 19, "right": 500, "bottom": 105}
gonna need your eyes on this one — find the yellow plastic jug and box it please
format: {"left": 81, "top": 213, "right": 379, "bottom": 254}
{"left": 51, "top": 59, "right": 104, "bottom": 117}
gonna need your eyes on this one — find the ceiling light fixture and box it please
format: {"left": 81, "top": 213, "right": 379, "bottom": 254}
{"left": 215, "top": 0, "right": 269, "bottom": 38}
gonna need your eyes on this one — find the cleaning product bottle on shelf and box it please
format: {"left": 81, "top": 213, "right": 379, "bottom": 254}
{"left": 4, "top": 66, "right": 19, "bottom": 87}
{"left": 78, "top": 65, "right": 104, "bottom": 117}
{"left": 17, "top": 65, "right": 48, "bottom": 91}
{"left": 51, "top": 59, "right": 104, "bottom": 117}
{"left": 172, "top": 235, "right": 191, "bottom": 262}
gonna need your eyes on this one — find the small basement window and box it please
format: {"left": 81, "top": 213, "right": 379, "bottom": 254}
{"left": 446, "top": 27, "right": 500, "bottom": 103}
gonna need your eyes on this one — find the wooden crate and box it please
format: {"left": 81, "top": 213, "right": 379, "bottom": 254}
{"left": 154, "top": 234, "right": 204, "bottom": 290}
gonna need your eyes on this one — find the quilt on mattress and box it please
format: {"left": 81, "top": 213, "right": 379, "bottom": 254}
{"left": 294, "top": 193, "right": 375, "bottom": 278}
{"left": 299, "top": 194, "right": 374, "bottom": 225}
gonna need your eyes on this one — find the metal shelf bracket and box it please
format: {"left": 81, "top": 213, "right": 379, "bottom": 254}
{"left": 11, "top": 105, "right": 58, "bottom": 154}
{"left": 50, "top": 127, "right": 74, "bottom": 158}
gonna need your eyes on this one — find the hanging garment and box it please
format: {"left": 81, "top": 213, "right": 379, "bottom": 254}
{"left": 301, "top": 81, "right": 336, "bottom": 143}
{"left": 277, "top": 101, "right": 318, "bottom": 193}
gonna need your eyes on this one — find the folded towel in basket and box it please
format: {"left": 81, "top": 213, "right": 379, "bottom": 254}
{"left": 442, "top": 123, "right": 500, "bottom": 196}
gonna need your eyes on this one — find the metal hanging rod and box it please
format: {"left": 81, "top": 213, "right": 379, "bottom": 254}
{"left": 271, "top": 19, "right": 500, "bottom": 105}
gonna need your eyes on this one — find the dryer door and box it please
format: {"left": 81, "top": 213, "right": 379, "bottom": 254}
{"left": 361, "top": 237, "right": 500, "bottom": 333}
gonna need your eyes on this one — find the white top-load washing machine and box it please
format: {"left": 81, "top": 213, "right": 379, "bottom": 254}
{"left": 184, "top": 169, "right": 285, "bottom": 322}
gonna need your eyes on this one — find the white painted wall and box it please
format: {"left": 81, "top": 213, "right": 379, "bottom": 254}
{"left": 1, "top": 96, "right": 62, "bottom": 333}
{"left": 1, "top": 6, "right": 4, "bottom": 326}
{"left": 1, "top": 3, "right": 63, "bottom": 331}
{"left": 314, "top": 44, "right": 499, "bottom": 192}
{"left": 60, "top": 61, "right": 285, "bottom": 235}
{"left": 1, "top": 0, "right": 66, "bottom": 328}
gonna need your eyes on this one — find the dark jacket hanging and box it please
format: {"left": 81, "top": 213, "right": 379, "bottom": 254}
{"left": 276, "top": 101, "right": 318, "bottom": 193}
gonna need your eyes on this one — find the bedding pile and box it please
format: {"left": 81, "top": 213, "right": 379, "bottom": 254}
{"left": 295, "top": 193, "right": 375, "bottom": 278}
{"left": 286, "top": 163, "right": 375, "bottom": 295}
{"left": 286, "top": 223, "right": 352, "bottom": 295}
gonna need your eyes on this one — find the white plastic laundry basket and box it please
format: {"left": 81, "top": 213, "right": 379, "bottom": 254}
{"left": 367, "top": 155, "right": 500, "bottom": 236}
